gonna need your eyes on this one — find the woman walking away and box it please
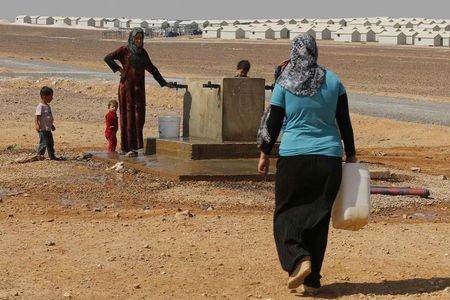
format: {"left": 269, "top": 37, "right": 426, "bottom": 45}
{"left": 257, "top": 33, "right": 357, "bottom": 294}
{"left": 104, "top": 27, "right": 174, "bottom": 156}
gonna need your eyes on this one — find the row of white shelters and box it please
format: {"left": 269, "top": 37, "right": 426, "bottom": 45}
{"left": 202, "top": 24, "right": 290, "bottom": 39}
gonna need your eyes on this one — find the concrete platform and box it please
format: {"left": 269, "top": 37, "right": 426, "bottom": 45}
{"left": 91, "top": 151, "right": 388, "bottom": 182}
{"left": 91, "top": 152, "right": 275, "bottom": 181}
{"left": 145, "top": 137, "right": 279, "bottom": 160}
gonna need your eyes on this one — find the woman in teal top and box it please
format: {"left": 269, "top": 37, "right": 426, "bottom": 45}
{"left": 258, "top": 33, "right": 357, "bottom": 293}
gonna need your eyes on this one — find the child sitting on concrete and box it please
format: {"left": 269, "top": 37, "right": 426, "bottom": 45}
{"left": 105, "top": 100, "right": 118, "bottom": 152}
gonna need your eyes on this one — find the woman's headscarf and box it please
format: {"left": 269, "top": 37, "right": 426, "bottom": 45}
{"left": 128, "top": 27, "right": 147, "bottom": 68}
{"left": 276, "top": 33, "right": 325, "bottom": 97}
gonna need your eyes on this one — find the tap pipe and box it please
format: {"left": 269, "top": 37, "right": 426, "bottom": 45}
{"left": 173, "top": 82, "right": 188, "bottom": 90}
{"left": 202, "top": 81, "right": 221, "bottom": 89}
{"left": 265, "top": 84, "right": 274, "bottom": 91}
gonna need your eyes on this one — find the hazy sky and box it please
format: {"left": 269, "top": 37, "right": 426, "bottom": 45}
{"left": 1, "top": 0, "right": 449, "bottom": 20}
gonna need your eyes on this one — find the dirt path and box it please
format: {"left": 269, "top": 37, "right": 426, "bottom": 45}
{"left": 0, "top": 152, "right": 449, "bottom": 299}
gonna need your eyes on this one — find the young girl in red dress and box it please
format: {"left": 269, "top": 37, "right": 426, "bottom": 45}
{"left": 105, "top": 100, "right": 118, "bottom": 152}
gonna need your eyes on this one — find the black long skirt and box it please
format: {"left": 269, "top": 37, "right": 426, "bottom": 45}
{"left": 274, "top": 155, "right": 342, "bottom": 288}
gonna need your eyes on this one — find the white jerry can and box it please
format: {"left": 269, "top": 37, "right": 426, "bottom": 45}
{"left": 332, "top": 163, "right": 371, "bottom": 230}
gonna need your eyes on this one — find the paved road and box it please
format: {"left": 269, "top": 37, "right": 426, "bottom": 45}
{"left": 1, "top": 57, "right": 449, "bottom": 126}
{"left": 348, "top": 94, "right": 450, "bottom": 126}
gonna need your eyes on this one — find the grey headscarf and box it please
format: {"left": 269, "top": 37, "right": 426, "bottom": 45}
{"left": 276, "top": 33, "right": 325, "bottom": 96}
{"left": 128, "top": 27, "right": 147, "bottom": 68}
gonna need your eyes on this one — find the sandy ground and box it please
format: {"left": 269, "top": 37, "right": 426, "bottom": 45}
{"left": 0, "top": 24, "right": 449, "bottom": 299}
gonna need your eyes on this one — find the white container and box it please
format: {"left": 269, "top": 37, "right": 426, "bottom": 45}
{"left": 332, "top": 163, "right": 370, "bottom": 231}
{"left": 158, "top": 116, "right": 180, "bottom": 139}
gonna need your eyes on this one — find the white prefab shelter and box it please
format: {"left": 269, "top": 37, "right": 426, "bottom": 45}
{"left": 409, "top": 20, "right": 423, "bottom": 27}
{"left": 283, "top": 24, "right": 300, "bottom": 31}
{"left": 78, "top": 17, "right": 95, "bottom": 27}
{"left": 130, "top": 19, "right": 149, "bottom": 29}
{"left": 415, "top": 32, "right": 443, "bottom": 46}
{"left": 147, "top": 20, "right": 169, "bottom": 34}
{"left": 270, "top": 25, "right": 289, "bottom": 39}
{"left": 104, "top": 18, "right": 119, "bottom": 29}
{"left": 208, "top": 20, "right": 228, "bottom": 26}
{"left": 239, "top": 25, "right": 255, "bottom": 39}
{"left": 366, "top": 17, "right": 382, "bottom": 26}
{"left": 371, "top": 26, "right": 387, "bottom": 41}
{"left": 332, "top": 18, "right": 348, "bottom": 26}
{"left": 118, "top": 18, "right": 131, "bottom": 28}
{"left": 29, "top": 16, "right": 40, "bottom": 24}
{"left": 178, "top": 21, "right": 199, "bottom": 34}
{"left": 53, "top": 16, "right": 70, "bottom": 26}
{"left": 224, "top": 19, "right": 240, "bottom": 26}
{"left": 235, "top": 19, "right": 253, "bottom": 25}
{"left": 314, "top": 19, "right": 334, "bottom": 25}
{"left": 167, "top": 20, "right": 180, "bottom": 33}
{"left": 93, "top": 17, "right": 105, "bottom": 27}
{"left": 419, "top": 24, "right": 442, "bottom": 31}
{"left": 399, "top": 21, "right": 413, "bottom": 28}
{"left": 401, "top": 29, "right": 419, "bottom": 45}
{"left": 248, "top": 26, "right": 275, "bottom": 39}
{"left": 68, "top": 17, "right": 80, "bottom": 25}
{"left": 283, "top": 19, "right": 297, "bottom": 25}
{"left": 441, "top": 32, "right": 450, "bottom": 46}
{"left": 220, "top": 26, "right": 245, "bottom": 39}
{"left": 348, "top": 19, "right": 371, "bottom": 27}
{"left": 202, "top": 26, "right": 222, "bottom": 38}
{"left": 421, "top": 19, "right": 436, "bottom": 25}
{"left": 313, "top": 26, "right": 332, "bottom": 40}
{"left": 357, "top": 27, "right": 376, "bottom": 42}
{"left": 15, "top": 15, "right": 31, "bottom": 23}
{"left": 37, "top": 16, "right": 54, "bottom": 25}
{"left": 378, "top": 31, "right": 407, "bottom": 45}
{"left": 296, "top": 18, "right": 309, "bottom": 24}
{"left": 324, "top": 25, "right": 344, "bottom": 39}
{"left": 193, "top": 20, "right": 210, "bottom": 29}
{"left": 334, "top": 28, "right": 361, "bottom": 42}
{"left": 290, "top": 27, "right": 316, "bottom": 40}
{"left": 379, "top": 21, "right": 401, "bottom": 29}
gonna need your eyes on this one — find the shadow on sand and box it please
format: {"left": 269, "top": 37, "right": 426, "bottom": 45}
{"left": 292, "top": 277, "right": 450, "bottom": 298}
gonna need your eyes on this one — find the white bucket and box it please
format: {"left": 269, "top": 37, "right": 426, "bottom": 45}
{"left": 158, "top": 116, "right": 180, "bottom": 139}
{"left": 332, "top": 163, "right": 371, "bottom": 231}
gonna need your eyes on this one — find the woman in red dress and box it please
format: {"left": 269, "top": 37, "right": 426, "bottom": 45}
{"left": 104, "top": 27, "right": 173, "bottom": 156}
